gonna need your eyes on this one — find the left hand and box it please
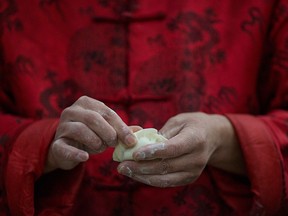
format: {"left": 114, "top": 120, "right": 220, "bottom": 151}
{"left": 117, "top": 112, "right": 246, "bottom": 187}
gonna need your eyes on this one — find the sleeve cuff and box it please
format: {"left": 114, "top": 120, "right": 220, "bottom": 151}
{"left": 4, "top": 119, "right": 85, "bottom": 215}
{"left": 226, "top": 114, "right": 283, "bottom": 215}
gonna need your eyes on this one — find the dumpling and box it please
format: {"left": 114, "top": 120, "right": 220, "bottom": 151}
{"left": 113, "top": 128, "right": 167, "bottom": 162}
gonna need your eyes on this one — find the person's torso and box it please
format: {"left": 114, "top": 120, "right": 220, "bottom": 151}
{"left": 0, "top": 1, "right": 277, "bottom": 215}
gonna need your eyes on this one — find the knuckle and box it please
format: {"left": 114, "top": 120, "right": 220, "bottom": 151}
{"left": 160, "top": 160, "right": 171, "bottom": 174}
{"left": 76, "top": 96, "right": 102, "bottom": 109}
{"left": 63, "top": 151, "right": 73, "bottom": 160}
{"left": 104, "top": 131, "right": 117, "bottom": 146}
{"left": 87, "top": 140, "right": 106, "bottom": 153}
{"left": 89, "top": 137, "right": 102, "bottom": 149}
{"left": 167, "top": 144, "right": 180, "bottom": 157}
{"left": 73, "top": 123, "right": 86, "bottom": 135}
{"left": 121, "top": 126, "right": 132, "bottom": 137}
{"left": 83, "top": 111, "right": 100, "bottom": 125}
{"left": 167, "top": 115, "right": 181, "bottom": 125}
{"left": 95, "top": 144, "right": 107, "bottom": 153}
{"left": 58, "top": 122, "right": 82, "bottom": 139}
{"left": 195, "top": 130, "right": 206, "bottom": 144}
{"left": 101, "top": 107, "right": 116, "bottom": 120}
{"left": 77, "top": 95, "right": 90, "bottom": 104}
{"left": 60, "top": 107, "right": 74, "bottom": 120}
{"left": 61, "top": 122, "right": 74, "bottom": 134}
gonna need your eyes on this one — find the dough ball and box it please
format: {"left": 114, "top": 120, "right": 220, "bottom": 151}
{"left": 113, "top": 128, "right": 167, "bottom": 162}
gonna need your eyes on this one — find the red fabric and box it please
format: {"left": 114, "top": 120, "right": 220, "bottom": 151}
{"left": 225, "top": 115, "right": 283, "bottom": 215}
{"left": 5, "top": 120, "right": 58, "bottom": 215}
{"left": 0, "top": 0, "right": 288, "bottom": 215}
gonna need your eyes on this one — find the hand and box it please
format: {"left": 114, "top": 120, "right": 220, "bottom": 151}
{"left": 44, "top": 96, "right": 137, "bottom": 173}
{"left": 117, "top": 112, "right": 246, "bottom": 187}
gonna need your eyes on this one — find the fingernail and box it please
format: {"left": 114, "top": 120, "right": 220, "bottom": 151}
{"left": 125, "top": 134, "right": 137, "bottom": 146}
{"left": 77, "top": 152, "right": 89, "bottom": 161}
{"left": 118, "top": 165, "right": 133, "bottom": 177}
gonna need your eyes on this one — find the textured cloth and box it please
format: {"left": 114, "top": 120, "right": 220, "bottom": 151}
{"left": 0, "top": 0, "right": 288, "bottom": 215}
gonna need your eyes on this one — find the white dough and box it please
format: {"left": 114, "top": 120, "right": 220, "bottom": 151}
{"left": 113, "top": 128, "right": 167, "bottom": 162}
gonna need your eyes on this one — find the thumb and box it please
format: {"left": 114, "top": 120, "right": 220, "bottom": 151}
{"left": 51, "top": 138, "right": 89, "bottom": 170}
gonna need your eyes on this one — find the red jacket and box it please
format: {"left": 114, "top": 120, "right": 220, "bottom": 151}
{"left": 0, "top": 0, "right": 287, "bottom": 215}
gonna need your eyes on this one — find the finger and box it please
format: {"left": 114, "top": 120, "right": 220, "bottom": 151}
{"left": 61, "top": 107, "right": 118, "bottom": 146}
{"left": 135, "top": 125, "right": 207, "bottom": 161}
{"left": 159, "top": 115, "right": 184, "bottom": 139}
{"left": 52, "top": 138, "right": 89, "bottom": 170}
{"left": 71, "top": 96, "right": 137, "bottom": 147}
{"left": 130, "top": 172, "right": 198, "bottom": 187}
{"left": 100, "top": 107, "right": 137, "bottom": 147}
{"left": 118, "top": 159, "right": 175, "bottom": 175}
{"left": 57, "top": 122, "right": 106, "bottom": 153}
{"left": 118, "top": 154, "right": 205, "bottom": 175}
{"left": 133, "top": 139, "right": 184, "bottom": 161}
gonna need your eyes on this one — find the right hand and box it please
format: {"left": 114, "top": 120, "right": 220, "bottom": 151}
{"left": 44, "top": 96, "right": 137, "bottom": 173}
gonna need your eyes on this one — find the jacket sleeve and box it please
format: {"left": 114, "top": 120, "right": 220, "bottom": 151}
{"left": 0, "top": 102, "right": 87, "bottom": 216}
{"left": 218, "top": 3, "right": 288, "bottom": 215}
{"left": 0, "top": 79, "right": 86, "bottom": 216}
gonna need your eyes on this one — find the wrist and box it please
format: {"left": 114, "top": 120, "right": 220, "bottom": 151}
{"left": 208, "top": 114, "right": 246, "bottom": 175}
